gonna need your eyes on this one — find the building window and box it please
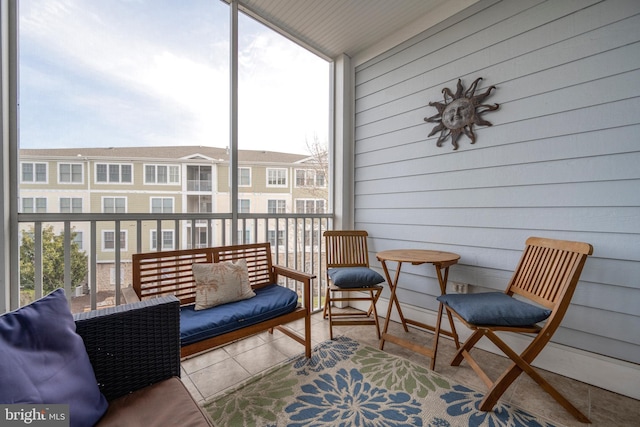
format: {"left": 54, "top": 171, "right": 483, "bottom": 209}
{"left": 72, "top": 231, "right": 84, "bottom": 250}
{"left": 96, "top": 163, "right": 132, "bottom": 183}
{"left": 151, "top": 197, "right": 174, "bottom": 213}
{"left": 59, "top": 163, "right": 83, "bottom": 183}
{"left": 237, "top": 229, "right": 251, "bottom": 244}
{"left": 295, "top": 169, "right": 326, "bottom": 187}
{"left": 151, "top": 229, "right": 174, "bottom": 250}
{"left": 303, "top": 230, "right": 320, "bottom": 247}
{"left": 187, "top": 165, "right": 212, "bottom": 192}
{"left": 103, "top": 197, "right": 127, "bottom": 213}
{"left": 239, "top": 167, "right": 251, "bottom": 186}
{"left": 267, "top": 168, "right": 287, "bottom": 187}
{"left": 60, "top": 197, "right": 82, "bottom": 213}
{"left": 187, "top": 194, "right": 212, "bottom": 213}
{"left": 21, "top": 162, "right": 47, "bottom": 183}
{"left": 268, "top": 230, "right": 285, "bottom": 247}
{"left": 267, "top": 199, "right": 286, "bottom": 214}
{"left": 188, "top": 228, "right": 209, "bottom": 249}
{"left": 295, "top": 199, "right": 326, "bottom": 213}
{"left": 145, "top": 164, "right": 180, "bottom": 184}
{"left": 22, "top": 197, "right": 47, "bottom": 213}
{"left": 238, "top": 199, "right": 250, "bottom": 213}
{"left": 103, "top": 230, "right": 127, "bottom": 251}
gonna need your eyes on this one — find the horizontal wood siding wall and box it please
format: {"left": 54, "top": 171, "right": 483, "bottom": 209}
{"left": 353, "top": 0, "right": 640, "bottom": 364}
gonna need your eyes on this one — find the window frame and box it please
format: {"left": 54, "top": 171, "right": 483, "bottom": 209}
{"left": 58, "top": 163, "right": 84, "bottom": 184}
{"left": 21, "top": 197, "right": 47, "bottom": 213}
{"left": 95, "top": 163, "right": 133, "bottom": 184}
{"left": 295, "top": 168, "right": 327, "bottom": 188}
{"left": 295, "top": 198, "right": 326, "bottom": 213}
{"left": 72, "top": 231, "right": 84, "bottom": 250}
{"left": 150, "top": 197, "right": 174, "bottom": 214}
{"left": 267, "top": 199, "right": 287, "bottom": 214}
{"left": 236, "top": 229, "right": 251, "bottom": 244}
{"left": 266, "top": 168, "right": 287, "bottom": 187}
{"left": 102, "top": 230, "right": 128, "bottom": 251}
{"left": 238, "top": 198, "right": 250, "bottom": 213}
{"left": 186, "top": 164, "right": 213, "bottom": 191}
{"left": 151, "top": 229, "right": 175, "bottom": 250}
{"left": 20, "top": 162, "right": 48, "bottom": 184}
{"left": 267, "top": 229, "right": 285, "bottom": 248}
{"left": 59, "top": 197, "right": 83, "bottom": 213}
{"left": 144, "top": 164, "right": 181, "bottom": 185}
{"left": 102, "top": 196, "right": 127, "bottom": 213}
{"left": 302, "top": 229, "right": 321, "bottom": 249}
{"left": 239, "top": 167, "right": 251, "bottom": 186}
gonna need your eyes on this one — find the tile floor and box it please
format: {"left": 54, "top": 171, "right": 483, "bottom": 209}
{"left": 180, "top": 311, "right": 639, "bottom": 427}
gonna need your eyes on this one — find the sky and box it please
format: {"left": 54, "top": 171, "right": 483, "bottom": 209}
{"left": 18, "top": 0, "right": 330, "bottom": 155}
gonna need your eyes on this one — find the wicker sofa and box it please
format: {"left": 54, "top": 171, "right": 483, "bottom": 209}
{"left": 74, "top": 296, "right": 212, "bottom": 426}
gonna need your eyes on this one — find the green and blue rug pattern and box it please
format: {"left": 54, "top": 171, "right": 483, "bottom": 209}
{"left": 204, "top": 336, "right": 558, "bottom": 427}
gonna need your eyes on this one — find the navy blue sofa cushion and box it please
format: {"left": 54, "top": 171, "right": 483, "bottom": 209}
{"left": 437, "top": 292, "right": 552, "bottom": 327}
{"left": 180, "top": 283, "right": 299, "bottom": 347}
{"left": 327, "top": 267, "right": 385, "bottom": 288}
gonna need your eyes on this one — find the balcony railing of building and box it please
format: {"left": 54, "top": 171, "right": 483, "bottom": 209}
{"left": 17, "top": 212, "right": 332, "bottom": 314}
{"left": 187, "top": 180, "right": 213, "bottom": 192}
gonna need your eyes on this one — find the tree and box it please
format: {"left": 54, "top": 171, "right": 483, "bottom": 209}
{"left": 303, "top": 134, "right": 329, "bottom": 200}
{"left": 20, "top": 225, "right": 88, "bottom": 295}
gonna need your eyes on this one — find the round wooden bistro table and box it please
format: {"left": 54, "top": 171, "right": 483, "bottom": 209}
{"left": 376, "top": 249, "right": 461, "bottom": 370}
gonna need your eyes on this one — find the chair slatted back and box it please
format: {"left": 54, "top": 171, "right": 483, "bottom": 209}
{"left": 507, "top": 237, "right": 593, "bottom": 311}
{"left": 324, "top": 230, "right": 370, "bottom": 268}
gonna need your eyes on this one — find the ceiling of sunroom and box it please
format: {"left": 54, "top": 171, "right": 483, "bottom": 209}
{"left": 227, "top": 0, "right": 479, "bottom": 62}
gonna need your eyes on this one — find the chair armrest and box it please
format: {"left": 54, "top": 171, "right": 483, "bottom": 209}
{"left": 73, "top": 296, "right": 181, "bottom": 401}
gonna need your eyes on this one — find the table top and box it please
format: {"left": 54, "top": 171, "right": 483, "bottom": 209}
{"left": 376, "top": 249, "right": 460, "bottom": 266}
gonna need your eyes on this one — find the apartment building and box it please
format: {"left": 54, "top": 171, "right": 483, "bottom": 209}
{"left": 18, "top": 145, "right": 328, "bottom": 293}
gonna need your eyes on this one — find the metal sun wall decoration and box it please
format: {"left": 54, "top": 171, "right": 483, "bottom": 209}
{"left": 424, "top": 77, "right": 499, "bottom": 150}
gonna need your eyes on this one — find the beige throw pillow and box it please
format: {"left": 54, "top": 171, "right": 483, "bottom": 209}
{"left": 193, "top": 259, "right": 255, "bottom": 310}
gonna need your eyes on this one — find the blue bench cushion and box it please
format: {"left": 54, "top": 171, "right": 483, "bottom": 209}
{"left": 180, "top": 283, "right": 299, "bottom": 347}
{"left": 437, "top": 292, "right": 552, "bottom": 327}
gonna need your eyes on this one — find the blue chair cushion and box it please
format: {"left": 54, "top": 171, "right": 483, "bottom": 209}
{"left": 328, "top": 267, "right": 385, "bottom": 289}
{"left": 180, "top": 283, "right": 299, "bottom": 347}
{"left": 437, "top": 292, "right": 552, "bottom": 327}
{"left": 0, "top": 289, "right": 108, "bottom": 427}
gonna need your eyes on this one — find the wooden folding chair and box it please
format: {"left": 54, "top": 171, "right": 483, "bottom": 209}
{"left": 437, "top": 237, "right": 593, "bottom": 423}
{"left": 323, "top": 230, "right": 385, "bottom": 340}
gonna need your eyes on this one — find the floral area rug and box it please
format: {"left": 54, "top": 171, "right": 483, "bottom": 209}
{"left": 203, "top": 336, "right": 559, "bottom": 427}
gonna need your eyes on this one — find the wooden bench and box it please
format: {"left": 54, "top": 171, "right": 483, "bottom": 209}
{"left": 132, "top": 242, "right": 313, "bottom": 359}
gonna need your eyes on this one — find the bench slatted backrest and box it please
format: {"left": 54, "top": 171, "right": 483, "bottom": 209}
{"left": 133, "top": 248, "right": 212, "bottom": 304}
{"left": 132, "top": 243, "right": 276, "bottom": 304}
{"left": 214, "top": 243, "right": 275, "bottom": 289}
